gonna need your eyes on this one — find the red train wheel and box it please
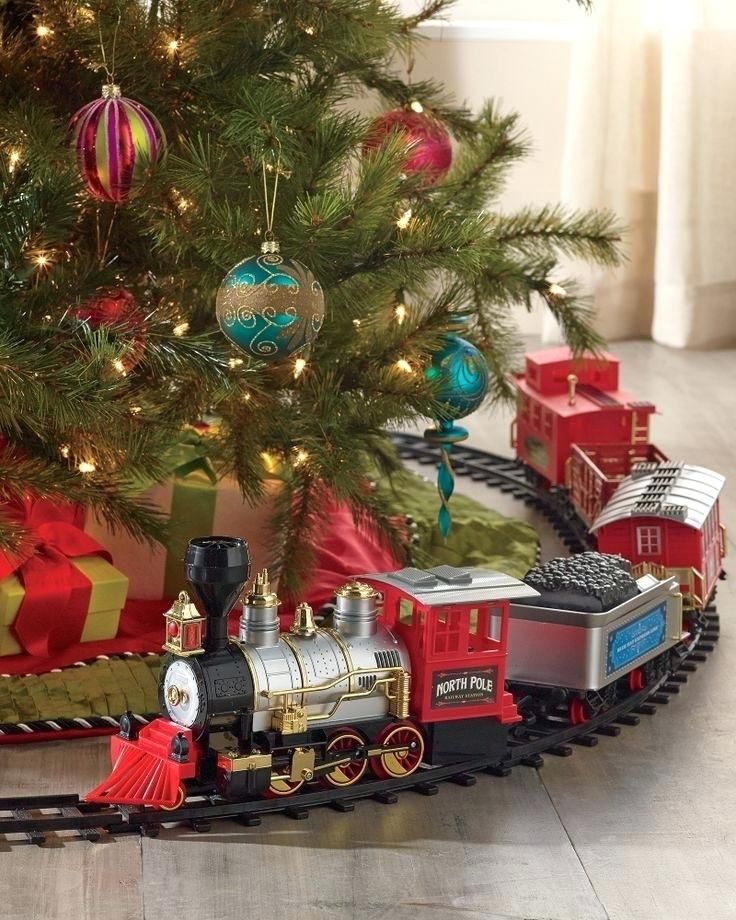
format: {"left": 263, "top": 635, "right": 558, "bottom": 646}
{"left": 568, "top": 698, "right": 587, "bottom": 726}
{"left": 372, "top": 722, "right": 424, "bottom": 779}
{"left": 322, "top": 729, "right": 368, "bottom": 788}
{"left": 265, "top": 776, "right": 305, "bottom": 797}
{"left": 628, "top": 667, "right": 645, "bottom": 692}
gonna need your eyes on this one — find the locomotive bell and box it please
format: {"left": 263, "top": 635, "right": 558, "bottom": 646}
{"left": 334, "top": 581, "right": 379, "bottom": 637}
{"left": 240, "top": 568, "right": 280, "bottom": 647}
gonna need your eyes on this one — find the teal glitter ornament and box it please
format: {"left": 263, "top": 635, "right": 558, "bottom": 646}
{"left": 216, "top": 240, "right": 325, "bottom": 361}
{"left": 424, "top": 334, "right": 489, "bottom": 538}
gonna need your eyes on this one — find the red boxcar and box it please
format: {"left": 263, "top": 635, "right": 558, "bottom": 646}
{"left": 512, "top": 347, "right": 656, "bottom": 485}
{"left": 590, "top": 463, "right": 727, "bottom": 610}
{"left": 568, "top": 442, "right": 669, "bottom": 526}
{"left": 362, "top": 565, "right": 536, "bottom": 726}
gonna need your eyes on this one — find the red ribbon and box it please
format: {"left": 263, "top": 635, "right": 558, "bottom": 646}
{"left": 0, "top": 498, "right": 110, "bottom": 658}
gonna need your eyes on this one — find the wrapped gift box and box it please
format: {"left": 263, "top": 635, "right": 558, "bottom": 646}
{"left": 85, "top": 431, "right": 280, "bottom": 600}
{"left": 0, "top": 554, "right": 128, "bottom": 657}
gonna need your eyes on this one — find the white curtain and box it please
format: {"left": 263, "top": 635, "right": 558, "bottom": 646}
{"left": 543, "top": 0, "right": 736, "bottom": 348}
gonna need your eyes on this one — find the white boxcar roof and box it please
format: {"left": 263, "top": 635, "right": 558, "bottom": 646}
{"left": 363, "top": 565, "right": 540, "bottom": 606}
{"left": 590, "top": 463, "right": 724, "bottom": 533}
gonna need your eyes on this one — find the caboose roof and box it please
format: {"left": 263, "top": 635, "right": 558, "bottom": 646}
{"left": 514, "top": 375, "right": 650, "bottom": 419}
{"left": 590, "top": 463, "right": 725, "bottom": 532}
{"left": 363, "top": 565, "right": 539, "bottom": 606}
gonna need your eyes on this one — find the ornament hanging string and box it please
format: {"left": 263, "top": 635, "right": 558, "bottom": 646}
{"left": 97, "top": 10, "right": 122, "bottom": 86}
{"left": 261, "top": 142, "right": 283, "bottom": 247}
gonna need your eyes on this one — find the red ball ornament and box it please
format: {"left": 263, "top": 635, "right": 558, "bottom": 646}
{"left": 364, "top": 108, "right": 452, "bottom": 186}
{"left": 68, "top": 83, "right": 166, "bottom": 203}
{"left": 75, "top": 288, "right": 147, "bottom": 371}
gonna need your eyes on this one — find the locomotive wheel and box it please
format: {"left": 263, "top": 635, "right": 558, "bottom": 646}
{"left": 160, "top": 784, "right": 187, "bottom": 811}
{"left": 372, "top": 722, "right": 424, "bottom": 779}
{"left": 266, "top": 776, "right": 305, "bottom": 797}
{"left": 322, "top": 729, "right": 368, "bottom": 788}
{"left": 568, "top": 698, "right": 588, "bottom": 726}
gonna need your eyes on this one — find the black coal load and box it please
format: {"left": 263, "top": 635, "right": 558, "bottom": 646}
{"left": 522, "top": 552, "right": 639, "bottom": 612}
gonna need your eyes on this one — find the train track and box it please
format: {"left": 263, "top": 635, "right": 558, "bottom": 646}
{"left": 0, "top": 436, "right": 720, "bottom": 846}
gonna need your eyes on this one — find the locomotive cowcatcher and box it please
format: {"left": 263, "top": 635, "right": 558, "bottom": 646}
{"left": 86, "top": 537, "right": 537, "bottom": 809}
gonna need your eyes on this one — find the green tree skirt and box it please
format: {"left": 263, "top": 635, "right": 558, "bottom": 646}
{"left": 0, "top": 473, "right": 538, "bottom": 728}
{"left": 378, "top": 467, "right": 539, "bottom": 579}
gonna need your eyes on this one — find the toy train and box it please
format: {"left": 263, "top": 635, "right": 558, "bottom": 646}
{"left": 512, "top": 347, "right": 727, "bottom": 612}
{"left": 86, "top": 536, "right": 686, "bottom": 809}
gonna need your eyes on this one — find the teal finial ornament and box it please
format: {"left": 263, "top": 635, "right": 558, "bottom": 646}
{"left": 424, "top": 333, "right": 489, "bottom": 538}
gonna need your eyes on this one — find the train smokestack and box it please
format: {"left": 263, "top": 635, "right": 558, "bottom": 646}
{"left": 185, "top": 536, "right": 251, "bottom": 654}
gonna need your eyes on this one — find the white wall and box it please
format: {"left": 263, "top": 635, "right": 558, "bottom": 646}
{"left": 397, "top": 1, "right": 585, "bottom": 331}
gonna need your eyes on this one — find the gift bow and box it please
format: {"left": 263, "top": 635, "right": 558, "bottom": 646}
{"left": 0, "top": 504, "right": 111, "bottom": 658}
{"left": 162, "top": 430, "right": 218, "bottom": 486}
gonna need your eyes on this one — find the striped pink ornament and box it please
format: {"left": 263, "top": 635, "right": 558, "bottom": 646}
{"left": 69, "top": 84, "right": 165, "bottom": 203}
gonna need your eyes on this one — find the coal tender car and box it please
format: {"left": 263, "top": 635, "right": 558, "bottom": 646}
{"left": 507, "top": 553, "right": 684, "bottom": 724}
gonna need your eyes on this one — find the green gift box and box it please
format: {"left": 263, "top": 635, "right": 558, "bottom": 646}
{"left": 84, "top": 430, "right": 279, "bottom": 600}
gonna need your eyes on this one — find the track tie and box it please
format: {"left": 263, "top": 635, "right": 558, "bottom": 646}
{"left": 284, "top": 805, "right": 309, "bottom": 820}
{"left": 662, "top": 683, "right": 680, "bottom": 694}
{"left": 485, "top": 764, "right": 512, "bottom": 777}
{"left": 697, "top": 643, "right": 715, "bottom": 653}
{"left": 670, "top": 673, "right": 688, "bottom": 684}
{"left": 450, "top": 773, "right": 477, "bottom": 787}
{"left": 648, "top": 693, "right": 669, "bottom": 705}
{"left": 236, "top": 814, "right": 261, "bottom": 827}
{"left": 12, "top": 809, "right": 45, "bottom": 846}
{"left": 679, "top": 662, "right": 698, "bottom": 673}
{"left": 414, "top": 782, "right": 439, "bottom": 796}
{"left": 521, "top": 753, "right": 544, "bottom": 768}
{"left": 373, "top": 790, "right": 398, "bottom": 805}
{"left": 634, "top": 703, "right": 658, "bottom": 715}
{"left": 60, "top": 807, "right": 100, "bottom": 842}
{"left": 594, "top": 724, "right": 620, "bottom": 737}
{"left": 572, "top": 735, "right": 598, "bottom": 747}
{"left": 614, "top": 713, "right": 640, "bottom": 726}
{"left": 189, "top": 819, "right": 211, "bottom": 833}
{"left": 689, "top": 651, "right": 708, "bottom": 662}
{"left": 548, "top": 745, "right": 573, "bottom": 757}
{"left": 702, "top": 632, "right": 720, "bottom": 642}
{"left": 329, "top": 800, "right": 355, "bottom": 813}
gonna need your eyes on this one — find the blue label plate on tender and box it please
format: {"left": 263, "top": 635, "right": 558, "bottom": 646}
{"left": 606, "top": 602, "right": 667, "bottom": 675}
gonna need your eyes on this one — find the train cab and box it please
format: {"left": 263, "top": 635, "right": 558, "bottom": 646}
{"left": 362, "top": 565, "right": 537, "bottom": 728}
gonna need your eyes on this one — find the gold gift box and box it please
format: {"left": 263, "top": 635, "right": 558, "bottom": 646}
{"left": 0, "top": 555, "right": 129, "bottom": 654}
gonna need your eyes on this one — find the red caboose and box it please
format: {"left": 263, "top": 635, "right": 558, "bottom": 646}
{"left": 590, "top": 463, "right": 726, "bottom": 610}
{"left": 512, "top": 347, "right": 656, "bottom": 485}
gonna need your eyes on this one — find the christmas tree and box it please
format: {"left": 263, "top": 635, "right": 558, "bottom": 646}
{"left": 0, "top": 0, "right": 619, "bottom": 595}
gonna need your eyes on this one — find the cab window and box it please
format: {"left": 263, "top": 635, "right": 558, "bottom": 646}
{"left": 398, "top": 598, "right": 414, "bottom": 626}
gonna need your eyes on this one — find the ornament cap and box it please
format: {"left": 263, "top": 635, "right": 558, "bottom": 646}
{"left": 260, "top": 238, "right": 281, "bottom": 255}
{"left": 102, "top": 83, "right": 122, "bottom": 99}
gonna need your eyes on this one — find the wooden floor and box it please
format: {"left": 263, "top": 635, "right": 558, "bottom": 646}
{"left": 1, "top": 340, "right": 735, "bottom": 920}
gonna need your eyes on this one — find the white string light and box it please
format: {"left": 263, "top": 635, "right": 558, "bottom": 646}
{"left": 394, "top": 303, "right": 407, "bottom": 325}
{"left": 172, "top": 320, "right": 189, "bottom": 337}
{"left": 396, "top": 208, "right": 413, "bottom": 230}
{"left": 78, "top": 460, "right": 96, "bottom": 473}
{"left": 294, "top": 357, "right": 307, "bottom": 379}
{"left": 395, "top": 359, "right": 413, "bottom": 374}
